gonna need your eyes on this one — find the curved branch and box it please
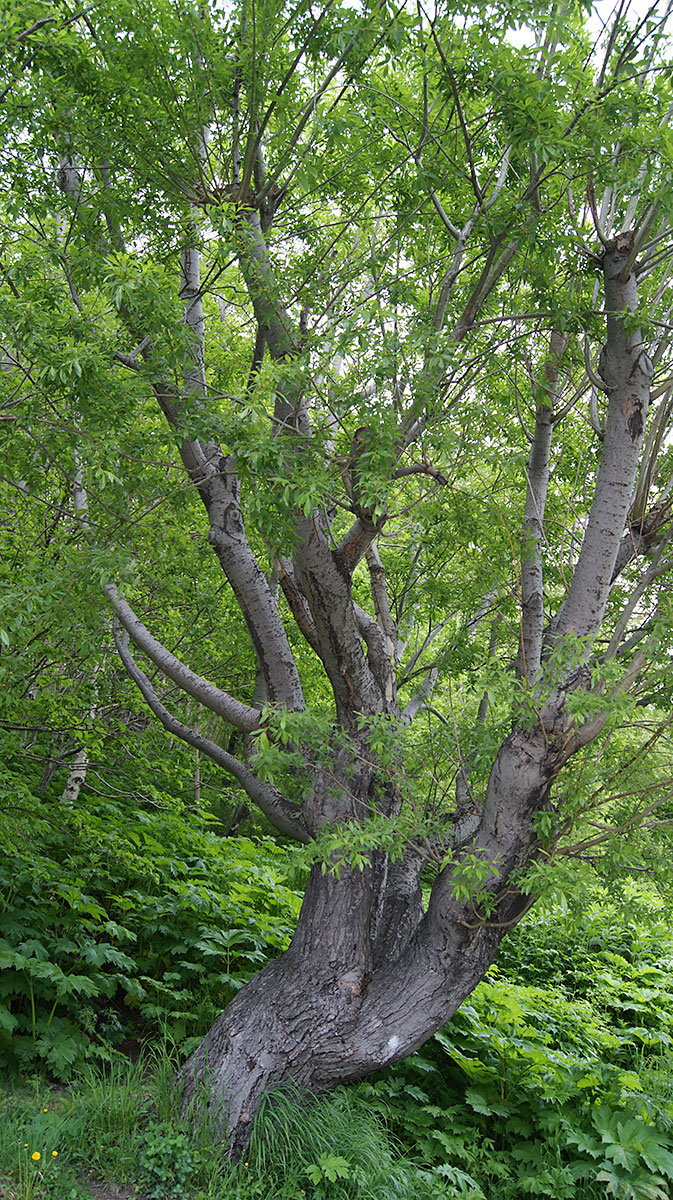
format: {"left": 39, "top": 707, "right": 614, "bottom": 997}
{"left": 583, "top": 337, "right": 609, "bottom": 393}
{"left": 113, "top": 621, "right": 309, "bottom": 843}
{"left": 353, "top": 602, "right": 395, "bottom": 702}
{"left": 104, "top": 585, "right": 261, "bottom": 733}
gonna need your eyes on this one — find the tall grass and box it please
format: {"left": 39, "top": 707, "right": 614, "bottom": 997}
{"left": 0, "top": 1054, "right": 447, "bottom": 1200}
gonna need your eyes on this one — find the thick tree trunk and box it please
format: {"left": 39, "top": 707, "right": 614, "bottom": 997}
{"left": 178, "top": 873, "right": 514, "bottom": 1156}
{"left": 179, "top": 720, "right": 561, "bottom": 1154}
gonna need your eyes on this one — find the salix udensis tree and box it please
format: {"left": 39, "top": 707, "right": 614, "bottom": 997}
{"left": 3, "top": 0, "right": 673, "bottom": 1148}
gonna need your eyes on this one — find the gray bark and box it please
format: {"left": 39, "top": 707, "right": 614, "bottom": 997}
{"left": 104, "top": 586, "right": 261, "bottom": 732}
{"left": 113, "top": 623, "right": 309, "bottom": 842}
{"left": 198, "top": 455, "right": 306, "bottom": 711}
{"left": 179, "top": 707, "right": 567, "bottom": 1154}
{"left": 517, "top": 329, "right": 567, "bottom": 681}
{"left": 549, "top": 233, "right": 652, "bottom": 647}
{"left": 292, "top": 515, "right": 387, "bottom": 723}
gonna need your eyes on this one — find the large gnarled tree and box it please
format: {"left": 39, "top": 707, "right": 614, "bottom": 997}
{"left": 3, "top": 0, "right": 673, "bottom": 1151}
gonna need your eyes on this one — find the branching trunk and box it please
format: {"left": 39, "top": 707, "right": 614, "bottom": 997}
{"left": 179, "top": 712, "right": 565, "bottom": 1154}
{"left": 174, "top": 225, "right": 654, "bottom": 1150}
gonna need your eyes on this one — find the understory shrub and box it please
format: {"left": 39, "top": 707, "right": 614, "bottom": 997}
{"left": 360, "top": 906, "right": 673, "bottom": 1200}
{"left": 0, "top": 779, "right": 301, "bottom": 1078}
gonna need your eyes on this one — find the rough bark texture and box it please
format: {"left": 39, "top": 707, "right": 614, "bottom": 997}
{"left": 179, "top": 709, "right": 567, "bottom": 1154}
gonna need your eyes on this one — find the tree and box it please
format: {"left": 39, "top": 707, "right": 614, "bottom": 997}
{"left": 2, "top": 0, "right": 673, "bottom": 1153}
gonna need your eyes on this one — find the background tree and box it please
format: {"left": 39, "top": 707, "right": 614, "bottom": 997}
{"left": 2, "top": 0, "right": 673, "bottom": 1151}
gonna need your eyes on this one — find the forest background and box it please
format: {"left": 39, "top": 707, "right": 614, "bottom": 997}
{"left": 3, "top": 0, "right": 673, "bottom": 1196}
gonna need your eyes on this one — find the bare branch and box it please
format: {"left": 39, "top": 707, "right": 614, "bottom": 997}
{"left": 606, "top": 531, "right": 673, "bottom": 658}
{"left": 401, "top": 667, "right": 439, "bottom": 725}
{"left": 549, "top": 232, "right": 653, "bottom": 647}
{"left": 391, "top": 461, "right": 448, "bottom": 485}
{"left": 518, "top": 329, "right": 567, "bottom": 682}
{"left": 611, "top": 499, "right": 673, "bottom": 580}
{"left": 333, "top": 514, "right": 386, "bottom": 574}
{"left": 399, "top": 616, "right": 451, "bottom": 685}
{"left": 452, "top": 238, "right": 520, "bottom": 343}
{"left": 113, "top": 622, "right": 309, "bottom": 842}
{"left": 276, "top": 556, "right": 322, "bottom": 657}
{"left": 365, "top": 543, "right": 398, "bottom": 652}
{"left": 104, "top": 586, "right": 261, "bottom": 732}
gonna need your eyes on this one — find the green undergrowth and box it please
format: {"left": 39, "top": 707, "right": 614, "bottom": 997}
{"left": 357, "top": 894, "right": 673, "bottom": 1199}
{"left": 0, "top": 1051, "right": 446, "bottom": 1200}
{"left": 5, "top": 777, "right": 673, "bottom": 1200}
{"left": 360, "top": 975, "right": 673, "bottom": 1199}
{"left": 4, "top": 909, "right": 673, "bottom": 1200}
{"left": 0, "top": 783, "right": 302, "bottom": 1077}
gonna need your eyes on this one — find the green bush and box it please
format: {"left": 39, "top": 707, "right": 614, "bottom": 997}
{"left": 360, "top": 967, "right": 673, "bottom": 1200}
{"left": 0, "top": 782, "right": 301, "bottom": 1078}
{"left": 496, "top": 897, "right": 673, "bottom": 1066}
{"left": 136, "top": 1123, "right": 197, "bottom": 1200}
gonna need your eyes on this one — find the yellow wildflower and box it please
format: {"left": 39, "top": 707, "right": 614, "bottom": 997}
{"left": 51, "top": 1151, "right": 58, "bottom": 1158}
{"left": 31, "top": 1152, "right": 40, "bottom": 1162}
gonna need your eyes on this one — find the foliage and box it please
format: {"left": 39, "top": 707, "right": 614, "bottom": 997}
{"left": 0, "top": 780, "right": 301, "bottom": 1077}
{"left": 359, "top": 899, "right": 673, "bottom": 1199}
{"left": 0, "top": 1047, "right": 209, "bottom": 1200}
{"left": 241, "top": 1085, "right": 448, "bottom": 1200}
{"left": 496, "top": 892, "right": 673, "bottom": 1058}
{"left": 136, "top": 1123, "right": 198, "bottom": 1200}
{"left": 1, "top": 0, "right": 672, "bottom": 868}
